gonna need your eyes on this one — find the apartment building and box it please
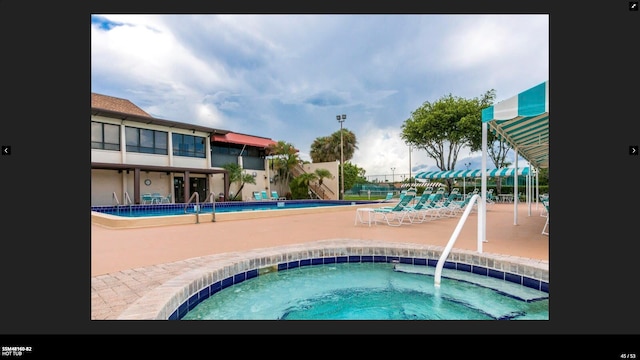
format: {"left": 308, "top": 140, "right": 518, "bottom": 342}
{"left": 91, "top": 93, "right": 277, "bottom": 206}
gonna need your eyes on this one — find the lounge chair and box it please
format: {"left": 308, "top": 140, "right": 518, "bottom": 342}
{"left": 446, "top": 194, "right": 474, "bottom": 216}
{"left": 271, "top": 191, "right": 286, "bottom": 200}
{"left": 261, "top": 190, "right": 269, "bottom": 200}
{"left": 406, "top": 192, "right": 445, "bottom": 222}
{"left": 373, "top": 194, "right": 415, "bottom": 226}
{"left": 404, "top": 192, "right": 437, "bottom": 223}
{"left": 380, "top": 192, "right": 394, "bottom": 202}
{"left": 252, "top": 191, "right": 263, "bottom": 201}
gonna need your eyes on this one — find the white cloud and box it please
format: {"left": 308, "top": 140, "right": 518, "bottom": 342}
{"left": 91, "top": 14, "right": 548, "bottom": 180}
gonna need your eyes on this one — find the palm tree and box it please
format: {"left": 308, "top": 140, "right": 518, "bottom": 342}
{"left": 314, "top": 168, "right": 333, "bottom": 187}
{"left": 309, "top": 137, "right": 333, "bottom": 162}
{"left": 290, "top": 172, "right": 318, "bottom": 199}
{"left": 222, "top": 163, "right": 256, "bottom": 201}
{"left": 309, "top": 129, "right": 358, "bottom": 163}
{"left": 267, "top": 140, "right": 300, "bottom": 195}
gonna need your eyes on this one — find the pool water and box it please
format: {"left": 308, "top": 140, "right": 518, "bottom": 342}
{"left": 182, "top": 262, "right": 549, "bottom": 320}
{"left": 91, "top": 200, "right": 375, "bottom": 217}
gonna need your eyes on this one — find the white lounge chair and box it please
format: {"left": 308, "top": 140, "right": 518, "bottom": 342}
{"left": 373, "top": 194, "right": 415, "bottom": 226}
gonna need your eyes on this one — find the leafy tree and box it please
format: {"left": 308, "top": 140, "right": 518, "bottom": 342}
{"left": 222, "top": 162, "right": 256, "bottom": 201}
{"left": 401, "top": 90, "right": 496, "bottom": 188}
{"left": 342, "top": 162, "right": 367, "bottom": 193}
{"left": 267, "top": 140, "right": 301, "bottom": 195}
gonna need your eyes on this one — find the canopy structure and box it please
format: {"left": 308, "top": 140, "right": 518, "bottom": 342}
{"left": 404, "top": 182, "right": 444, "bottom": 188}
{"left": 476, "top": 80, "right": 549, "bottom": 247}
{"left": 481, "top": 81, "right": 549, "bottom": 169}
{"left": 415, "top": 167, "right": 530, "bottom": 180}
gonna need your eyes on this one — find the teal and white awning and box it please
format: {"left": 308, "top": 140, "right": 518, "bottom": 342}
{"left": 481, "top": 81, "right": 549, "bottom": 169}
{"left": 415, "top": 167, "right": 529, "bottom": 179}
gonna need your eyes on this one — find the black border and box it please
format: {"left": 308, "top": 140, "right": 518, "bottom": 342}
{"left": 1, "top": 0, "right": 639, "bottom": 353}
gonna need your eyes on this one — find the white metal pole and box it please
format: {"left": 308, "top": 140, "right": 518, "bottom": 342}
{"left": 514, "top": 149, "right": 518, "bottom": 225}
{"left": 479, "top": 122, "right": 488, "bottom": 248}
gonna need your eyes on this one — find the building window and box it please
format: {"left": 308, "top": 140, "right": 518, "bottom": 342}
{"left": 172, "top": 133, "right": 206, "bottom": 158}
{"left": 125, "top": 126, "right": 168, "bottom": 155}
{"left": 91, "top": 121, "right": 120, "bottom": 151}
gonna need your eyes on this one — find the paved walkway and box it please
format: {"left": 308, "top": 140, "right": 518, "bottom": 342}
{"left": 91, "top": 202, "right": 549, "bottom": 320}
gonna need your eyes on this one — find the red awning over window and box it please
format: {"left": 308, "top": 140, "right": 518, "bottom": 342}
{"left": 211, "top": 133, "right": 277, "bottom": 148}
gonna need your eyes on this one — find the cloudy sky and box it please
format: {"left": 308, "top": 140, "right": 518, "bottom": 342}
{"left": 91, "top": 14, "right": 548, "bottom": 181}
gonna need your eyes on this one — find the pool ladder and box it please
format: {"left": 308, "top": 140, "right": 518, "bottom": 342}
{"left": 184, "top": 192, "right": 217, "bottom": 223}
{"left": 184, "top": 192, "right": 201, "bottom": 223}
{"left": 112, "top": 191, "right": 133, "bottom": 216}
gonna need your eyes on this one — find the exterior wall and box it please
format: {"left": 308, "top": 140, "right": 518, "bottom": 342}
{"left": 91, "top": 115, "right": 212, "bottom": 170}
{"left": 139, "top": 172, "right": 173, "bottom": 199}
{"left": 301, "top": 161, "right": 339, "bottom": 200}
{"left": 172, "top": 156, "right": 209, "bottom": 169}
{"left": 92, "top": 169, "right": 123, "bottom": 206}
{"left": 92, "top": 149, "right": 122, "bottom": 164}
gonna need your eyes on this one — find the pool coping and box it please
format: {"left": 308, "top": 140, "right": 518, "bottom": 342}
{"left": 91, "top": 202, "right": 388, "bottom": 229}
{"left": 115, "top": 239, "right": 549, "bottom": 320}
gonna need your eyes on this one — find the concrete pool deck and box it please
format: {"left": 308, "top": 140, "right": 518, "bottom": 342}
{"left": 91, "top": 202, "right": 549, "bottom": 320}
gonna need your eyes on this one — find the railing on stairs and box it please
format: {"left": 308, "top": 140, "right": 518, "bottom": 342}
{"left": 434, "top": 194, "right": 483, "bottom": 287}
{"left": 292, "top": 164, "right": 335, "bottom": 200}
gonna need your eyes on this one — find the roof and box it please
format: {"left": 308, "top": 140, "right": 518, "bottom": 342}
{"left": 91, "top": 92, "right": 229, "bottom": 135}
{"left": 481, "top": 81, "right": 549, "bottom": 169}
{"left": 91, "top": 93, "right": 152, "bottom": 117}
{"left": 211, "top": 132, "right": 277, "bottom": 149}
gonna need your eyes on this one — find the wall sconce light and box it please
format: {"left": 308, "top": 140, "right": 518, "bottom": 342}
{"left": 252, "top": 171, "right": 257, "bottom": 177}
{"left": 269, "top": 177, "right": 274, "bottom": 183}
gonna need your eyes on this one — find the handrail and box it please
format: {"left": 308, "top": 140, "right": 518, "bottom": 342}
{"left": 124, "top": 192, "right": 133, "bottom": 205}
{"left": 434, "top": 194, "right": 481, "bottom": 287}
{"left": 206, "top": 191, "right": 216, "bottom": 222}
{"left": 112, "top": 192, "right": 121, "bottom": 216}
{"left": 184, "top": 192, "right": 200, "bottom": 224}
{"left": 123, "top": 191, "right": 133, "bottom": 215}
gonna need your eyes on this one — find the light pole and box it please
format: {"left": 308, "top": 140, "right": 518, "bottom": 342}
{"left": 391, "top": 167, "right": 396, "bottom": 184}
{"left": 337, "top": 114, "right": 346, "bottom": 200}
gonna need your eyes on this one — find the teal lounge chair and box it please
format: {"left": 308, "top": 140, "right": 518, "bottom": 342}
{"left": 404, "top": 191, "right": 438, "bottom": 223}
{"left": 380, "top": 192, "right": 394, "bottom": 202}
{"left": 406, "top": 192, "right": 444, "bottom": 223}
{"left": 271, "top": 191, "right": 286, "bottom": 200}
{"left": 252, "top": 191, "right": 263, "bottom": 201}
{"left": 373, "top": 194, "right": 415, "bottom": 226}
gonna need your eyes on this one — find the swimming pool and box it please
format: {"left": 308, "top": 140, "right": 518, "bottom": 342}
{"left": 182, "top": 262, "right": 548, "bottom": 320}
{"left": 91, "top": 200, "right": 382, "bottom": 228}
{"left": 116, "top": 239, "right": 549, "bottom": 321}
{"left": 91, "top": 199, "right": 378, "bottom": 217}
